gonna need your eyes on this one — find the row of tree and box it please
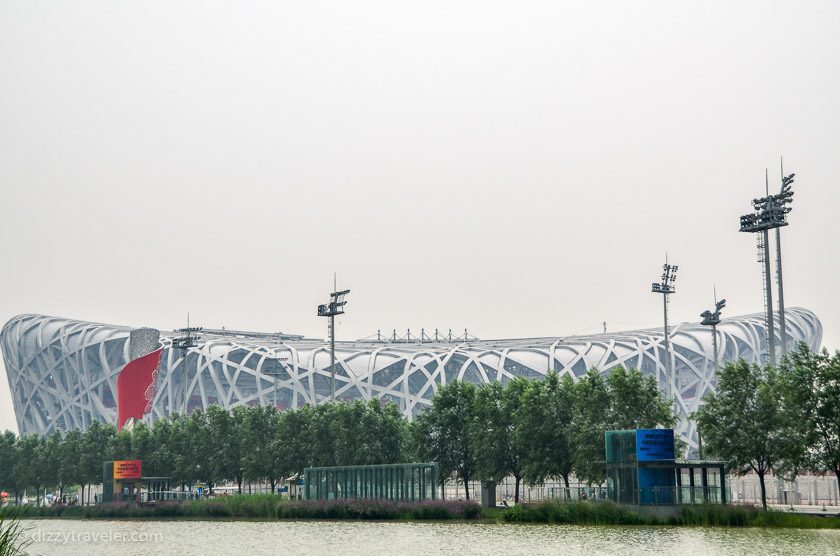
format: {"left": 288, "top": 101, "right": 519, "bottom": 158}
{"left": 8, "top": 346, "right": 835, "bottom": 508}
{"left": 0, "top": 400, "right": 407, "bottom": 504}
{"left": 413, "top": 367, "right": 675, "bottom": 500}
{"left": 696, "top": 344, "right": 840, "bottom": 509}
{"left": 0, "top": 367, "right": 675, "bottom": 504}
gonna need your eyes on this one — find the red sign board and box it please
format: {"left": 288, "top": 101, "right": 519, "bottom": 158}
{"left": 114, "top": 460, "right": 142, "bottom": 479}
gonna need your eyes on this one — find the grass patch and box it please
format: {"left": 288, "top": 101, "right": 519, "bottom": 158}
{"left": 20, "top": 495, "right": 482, "bottom": 521}
{"left": 17, "top": 496, "right": 840, "bottom": 528}
{"left": 505, "top": 500, "right": 649, "bottom": 525}
{"left": 0, "top": 507, "right": 32, "bottom": 556}
{"left": 503, "top": 500, "right": 840, "bottom": 528}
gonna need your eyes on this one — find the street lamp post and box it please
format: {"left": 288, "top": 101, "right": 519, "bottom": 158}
{"left": 651, "top": 259, "right": 678, "bottom": 400}
{"left": 317, "top": 284, "right": 350, "bottom": 402}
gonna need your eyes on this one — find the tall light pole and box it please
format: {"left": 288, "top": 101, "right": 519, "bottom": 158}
{"left": 264, "top": 355, "right": 291, "bottom": 408}
{"left": 775, "top": 167, "right": 795, "bottom": 356}
{"left": 317, "top": 280, "right": 350, "bottom": 402}
{"left": 739, "top": 168, "right": 793, "bottom": 365}
{"left": 171, "top": 316, "right": 201, "bottom": 414}
{"left": 700, "top": 295, "right": 726, "bottom": 379}
{"left": 651, "top": 258, "right": 678, "bottom": 400}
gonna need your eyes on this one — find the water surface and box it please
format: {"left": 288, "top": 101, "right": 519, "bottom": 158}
{"left": 18, "top": 519, "right": 840, "bottom": 555}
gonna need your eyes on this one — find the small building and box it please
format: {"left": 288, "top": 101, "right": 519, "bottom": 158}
{"left": 606, "top": 429, "right": 728, "bottom": 505}
{"left": 100, "top": 460, "right": 171, "bottom": 503}
{"left": 303, "top": 463, "right": 438, "bottom": 501}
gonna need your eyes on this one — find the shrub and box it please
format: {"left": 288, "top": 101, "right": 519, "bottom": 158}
{"left": 0, "top": 508, "right": 32, "bottom": 556}
{"left": 505, "top": 500, "right": 649, "bottom": 525}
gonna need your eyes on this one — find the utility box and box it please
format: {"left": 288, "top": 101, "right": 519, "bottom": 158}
{"left": 480, "top": 481, "right": 496, "bottom": 508}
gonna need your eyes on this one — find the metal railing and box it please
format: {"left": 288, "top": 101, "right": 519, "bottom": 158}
{"left": 545, "top": 485, "right": 732, "bottom": 506}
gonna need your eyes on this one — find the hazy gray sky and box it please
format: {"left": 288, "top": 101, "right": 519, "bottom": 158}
{"left": 1, "top": 1, "right": 838, "bottom": 434}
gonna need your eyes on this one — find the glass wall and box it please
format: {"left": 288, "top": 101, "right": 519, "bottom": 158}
{"left": 304, "top": 463, "right": 438, "bottom": 501}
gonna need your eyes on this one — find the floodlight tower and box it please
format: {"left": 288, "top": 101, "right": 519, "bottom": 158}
{"left": 700, "top": 295, "right": 726, "bottom": 377}
{"left": 774, "top": 166, "right": 795, "bottom": 356}
{"left": 739, "top": 168, "right": 793, "bottom": 365}
{"left": 266, "top": 353, "right": 292, "bottom": 409}
{"left": 171, "top": 316, "right": 202, "bottom": 414}
{"left": 651, "top": 258, "right": 678, "bottom": 399}
{"left": 317, "top": 280, "right": 350, "bottom": 402}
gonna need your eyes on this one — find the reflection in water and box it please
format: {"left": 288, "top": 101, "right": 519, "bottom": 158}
{"left": 18, "top": 519, "right": 840, "bottom": 556}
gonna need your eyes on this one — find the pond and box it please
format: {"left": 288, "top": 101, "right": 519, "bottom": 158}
{"left": 18, "top": 519, "right": 840, "bottom": 555}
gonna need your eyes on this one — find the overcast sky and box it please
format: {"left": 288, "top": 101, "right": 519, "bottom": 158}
{"left": 1, "top": 1, "right": 838, "bottom": 434}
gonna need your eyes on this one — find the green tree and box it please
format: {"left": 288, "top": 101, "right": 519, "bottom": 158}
{"left": 412, "top": 381, "right": 478, "bottom": 499}
{"left": 242, "top": 404, "right": 277, "bottom": 489}
{"left": 695, "top": 360, "right": 802, "bottom": 509}
{"left": 570, "top": 368, "right": 675, "bottom": 485}
{"left": 332, "top": 400, "right": 407, "bottom": 466}
{"left": 607, "top": 367, "right": 675, "bottom": 431}
{"left": 79, "top": 421, "right": 117, "bottom": 504}
{"left": 40, "top": 431, "right": 63, "bottom": 499}
{"left": 306, "top": 404, "right": 341, "bottom": 468}
{"left": 782, "top": 344, "right": 840, "bottom": 492}
{"left": 520, "top": 372, "right": 577, "bottom": 494}
{"left": 570, "top": 371, "right": 612, "bottom": 485}
{"left": 11, "top": 435, "right": 38, "bottom": 504}
{"left": 364, "top": 400, "right": 408, "bottom": 464}
{"left": 0, "top": 432, "right": 17, "bottom": 498}
{"left": 184, "top": 409, "right": 216, "bottom": 490}
{"left": 274, "top": 405, "right": 312, "bottom": 481}
{"left": 58, "top": 429, "right": 83, "bottom": 500}
{"left": 110, "top": 428, "right": 134, "bottom": 461}
{"left": 158, "top": 414, "right": 189, "bottom": 486}
{"left": 472, "top": 378, "right": 530, "bottom": 502}
{"left": 130, "top": 423, "right": 158, "bottom": 475}
{"left": 209, "top": 405, "right": 246, "bottom": 492}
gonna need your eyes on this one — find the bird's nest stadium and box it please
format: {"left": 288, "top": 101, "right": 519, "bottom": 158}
{"left": 0, "top": 309, "right": 822, "bottom": 451}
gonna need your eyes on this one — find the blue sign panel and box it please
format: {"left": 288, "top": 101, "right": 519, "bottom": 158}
{"left": 636, "top": 429, "right": 675, "bottom": 461}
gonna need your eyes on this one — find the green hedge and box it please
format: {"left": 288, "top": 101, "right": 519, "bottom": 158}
{"left": 19, "top": 496, "right": 840, "bottom": 528}
{"left": 21, "top": 495, "right": 481, "bottom": 521}
{"left": 503, "top": 500, "right": 840, "bottom": 528}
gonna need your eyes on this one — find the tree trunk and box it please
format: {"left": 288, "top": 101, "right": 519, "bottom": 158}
{"left": 237, "top": 477, "right": 243, "bottom": 494}
{"left": 514, "top": 475, "right": 521, "bottom": 503}
{"left": 563, "top": 474, "right": 571, "bottom": 501}
{"left": 270, "top": 478, "right": 276, "bottom": 494}
{"left": 833, "top": 468, "right": 840, "bottom": 503}
{"left": 758, "top": 471, "right": 768, "bottom": 510}
{"left": 463, "top": 475, "right": 470, "bottom": 500}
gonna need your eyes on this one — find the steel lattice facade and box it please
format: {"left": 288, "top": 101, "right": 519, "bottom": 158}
{"left": 0, "top": 309, "right": 822, "bottom": 451}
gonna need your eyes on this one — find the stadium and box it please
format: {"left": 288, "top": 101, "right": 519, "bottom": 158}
{"left": 0, "top": 309, "right": 823, "bottom": 451}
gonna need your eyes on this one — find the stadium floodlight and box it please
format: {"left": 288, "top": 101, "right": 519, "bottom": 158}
{"left": 651, "top": 258, "right": 677, "bottom": 400}
{"left": 317, "top": 279, "right": 350, "bottom": 402}
{"left": 739, "top": 164, "right": 795, "bottom": 365}
{"left": 172, "top": 314, "right": 202, "bottom": 414}
{"left": 774, "top": 166, "right": 795, "bottom": 356}
{"left": 700, "top": 295, "right": 726, "bottom": 375}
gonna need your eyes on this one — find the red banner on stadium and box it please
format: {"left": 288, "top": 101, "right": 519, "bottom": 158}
{"left": 117, "top": 347, "right": 163, "bottom": 430}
